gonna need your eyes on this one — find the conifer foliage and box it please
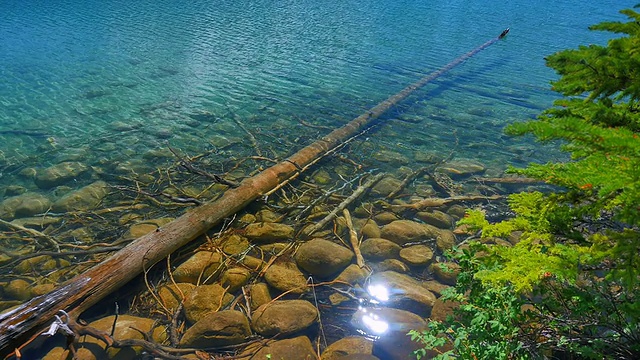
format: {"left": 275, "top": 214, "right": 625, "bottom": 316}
{"left": 412, "top": 5, "right": 640, "bottom": 359}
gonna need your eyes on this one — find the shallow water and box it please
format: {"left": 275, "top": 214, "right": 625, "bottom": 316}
{"left": 0, "top": 0, "right": 633, "bottom": 181}
{"left": 0, "top": 0, "right": 636, "bottom": 357}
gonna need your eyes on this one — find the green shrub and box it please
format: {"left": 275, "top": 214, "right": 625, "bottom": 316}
{"left": 411, "top": 5, "right": 640, "bottom": 359}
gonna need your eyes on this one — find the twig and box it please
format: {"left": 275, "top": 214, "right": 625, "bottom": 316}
{"left": 390, "top": 194, "right": 502, "bottom": 211}
{"left": 0, "top": 218, "right": 60, "bottom": 252}
{"left": 232, "top": 116, "right": 263, "bottom": 157}
{"left": 262, "top": 127, "right": 375, "bottom": 199}
{"left": 471, "top": 176, "right": 542, "bottom": 184}
{"left": 298, "top": 118, "right": 333, "bottom": 130}
{"left": 112, "top": 185, "right": 202, "bottom": 206}
{"left": 303, "top": 173, "right": 384, "bottom": 237}
{"left": 294, "top": 172, "right": 368, "bottom": 222}
{"left": 169, "top": 303, "right": 183, "bottom": 347}
{"left": 386, "top": 166, "right": 431, "bottom": 199}
{"left": 342, "top": 209, "right": 365, "bottom": 268}
{"left": 168, "top": 145, "right": 240, "bottom": 188}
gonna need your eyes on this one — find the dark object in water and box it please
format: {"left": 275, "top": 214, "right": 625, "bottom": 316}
{"left": 0, "top": 129, "right": 49, "bottom": 138}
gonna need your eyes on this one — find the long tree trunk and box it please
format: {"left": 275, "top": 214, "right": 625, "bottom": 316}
{"left": 0, "top": 29, "right": 508, "bottom": 357}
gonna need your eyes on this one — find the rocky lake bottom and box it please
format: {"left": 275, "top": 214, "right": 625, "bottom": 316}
{"left": 0, "top": 112, "right": 550, "bottom": 359}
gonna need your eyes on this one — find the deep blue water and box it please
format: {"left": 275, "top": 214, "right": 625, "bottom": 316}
{"left": 0, "top": 0, "right": 635, "bottom": 192}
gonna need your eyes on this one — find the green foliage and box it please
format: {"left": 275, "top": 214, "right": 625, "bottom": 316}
{"left": 413, "top": 6, "right": 640, "bottom": 359}
{"left": 504, "top": 5, "right": 640, "bottom": 228}
{"left": 479, "top": 6, "right": 640, "bottom": 291}
{"left": 409, "top": 244, "right": 533, "bottom": 360}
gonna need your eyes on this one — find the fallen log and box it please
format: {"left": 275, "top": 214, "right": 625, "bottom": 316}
{"left": 388, "top": 194, "right": 503, "bottom": 211}
{"left": 470, "top": 176, "right": 542, "bottom": 184}
{"left": 0, "top": 29, "right": 509, "bottom": 357}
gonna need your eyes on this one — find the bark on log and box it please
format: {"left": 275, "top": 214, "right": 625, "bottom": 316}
{"left": 0, "top": 29, "right": 509, "bottom": 357}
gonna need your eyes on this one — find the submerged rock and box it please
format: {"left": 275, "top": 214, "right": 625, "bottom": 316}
{"left": 0, "top": 192, "right": 52, "bottom": 220}
{"left": 219, "top": 267, "right": 251, "bottom": 293}
{"left": 122, "top": 217, "right": 174, "bottom": 240}
{"left": 431, "top": 262, "right": 461, "bottom": 286}
{"left": 359, "top": 219, "right": 381, "bottom": 239}
{"left": 172, "top": 251, "right": 224, "bottom": 284}
{"left": 244, "top": 222, "right": 294, "bottom": 243}
{"left": 180, "top": 310, "right": 250, "bottom": 348}
{"left": 380, "top": 220, "right": 441, "bottom": 246}
{"left": 157, "top": 283, "right": 196, "bottom": 311}
{"left": 372, "top": 150, "right": 409, "bottom": 165}
{"left": 371, "top": 176, "right": 403, "bottom": 197}
{"left": 295, "top": 238, "right": 354, "bottom": 278}
{"left": 240, "top": 336, "right": 318, "bottom": 360}
{"left": 334, "top": 264, "right": 370, "bottom": 287}
{"left": 248, "top": 282, "right": 272, "bottom": 310}
{"left": 416, "top": 210, "right": 454, "bottom": 229}
{"left": 183, "top": 284, "right": 234, "bottom": 323}
{"left": 436, "top": 230, "right": 457, "bottom": 251}
{"left": 430, "top": 297, "right": 461, "bottom": 322}
{"left": 368, "top": 271, "right": 436, "bottom": 316}
{"left": 351, "top": 307, "right": 427, "bottom": 360}
{"left": 370, "top": 308, "right": 428, "bottom": 360}
{"left": 52, "top": 180, "right": 108, "bottom": 212}
{"left": 360, "top": 238, "right": 401, "bottom": 261}
{"left": 437, "top": 159, "right": 486, "bottom": 179}
{"left": 373, "top": 259, "right": 409, "bottom": 273}
{"left": 264, "top": 260, "right": 308, "bottom": 294}
{"left": 35, "top": 161, "right": 89, "bottom": 189}
{"left": 321, "top": 336, "right": 375, "bottom": 360}
{"left": 399, "top": 244, "right": 434, "bottom": 266}
{"left": 373, "top": 211, "right": 399, "bottom": 225}
{"left": 4, "top": 279, "right": 32, "bottom": 301}
{"left": 43, "top": 315, "right": 166, "bottom": 360}
{"left": 251, "top": 300, "right": 318, "bottom": 336}
{"left": 422, "top": 280, "right": 450, "bottom": 298}
{"left": 220, "top": 234, "right": 250, "bottom": 255}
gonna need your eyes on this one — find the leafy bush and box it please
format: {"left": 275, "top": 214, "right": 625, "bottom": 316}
{"left": 409, "top": 243, "right": 534, "bottom": 360}
{"left": 411, "top": 5, "right": 640, "bottom": 359}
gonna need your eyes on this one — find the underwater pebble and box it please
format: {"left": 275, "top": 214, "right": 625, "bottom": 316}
{"left": 264, "top": 260, "right": 308, "bottom": 294}
{"left": 183, "top": 284, "right": 234, "bottom": 323}
{"left": 295, "top": 238, "right": 354, "bottom": 278}
{"left": 430, "top": 262, "right": 461, "bottom": 286}
{"left": 321, "top": 336, "right": 375, "bottom": 360}
{"left": 248, "top": 282, "right": 272, "bottom": 311}
{"left": 399, "top": 245, "right": 434, "bottom": 266}
{"left": 244, "top": 222, "right": 294, "bottom": 243}
{"left": 360, "top": 238, "right": 401, "bottom": 261}
{"left": 239, "top": 336, "right": 317, "bottom": 360}
{"left": 173, "top": 251, "right": 225, "bottom": 284}
{"left": 251, "top": 300, "right": 318, "bottom": 337}
{"left": 180, "top": 310, "right": 250, "bottom": 348}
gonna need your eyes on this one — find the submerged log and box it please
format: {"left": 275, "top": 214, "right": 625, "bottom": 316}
{"left": 0, "top": 29, "right": 509, "bottom": 357}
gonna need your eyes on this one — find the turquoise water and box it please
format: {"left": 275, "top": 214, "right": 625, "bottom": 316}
{"left": 0, "top": 0, "right": 636, "bottom": 357}
{"left": 0, "top": 0, "right": 634, "bottom": 193}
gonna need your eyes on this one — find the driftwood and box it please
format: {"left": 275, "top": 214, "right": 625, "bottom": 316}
{"left": 390, "top": 194, "right": 503, "bottom": 211}
{"left": 0, "top": 29, "right": 509, "bottom": 357}
{"left": 303, "top": 173, "right": 384, "bottom": 237}
{"left": 343, "top": 209, "right": 365, "bottom": 268}
{"left": 471, "top": 176, "right": 541, "bottom": 184}
{"left": 0, "top": 218, "right": 61, "bottom": 252}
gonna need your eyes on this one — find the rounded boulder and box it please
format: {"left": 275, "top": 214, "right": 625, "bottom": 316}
{"left": 295, "top": 238, "right": 354, "bottom": 278}
{"left": 180, "top": 310, "right": 250, "bottom": 348}
{"left": 251, "top": 299, "right": 318, "bottom": 337}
